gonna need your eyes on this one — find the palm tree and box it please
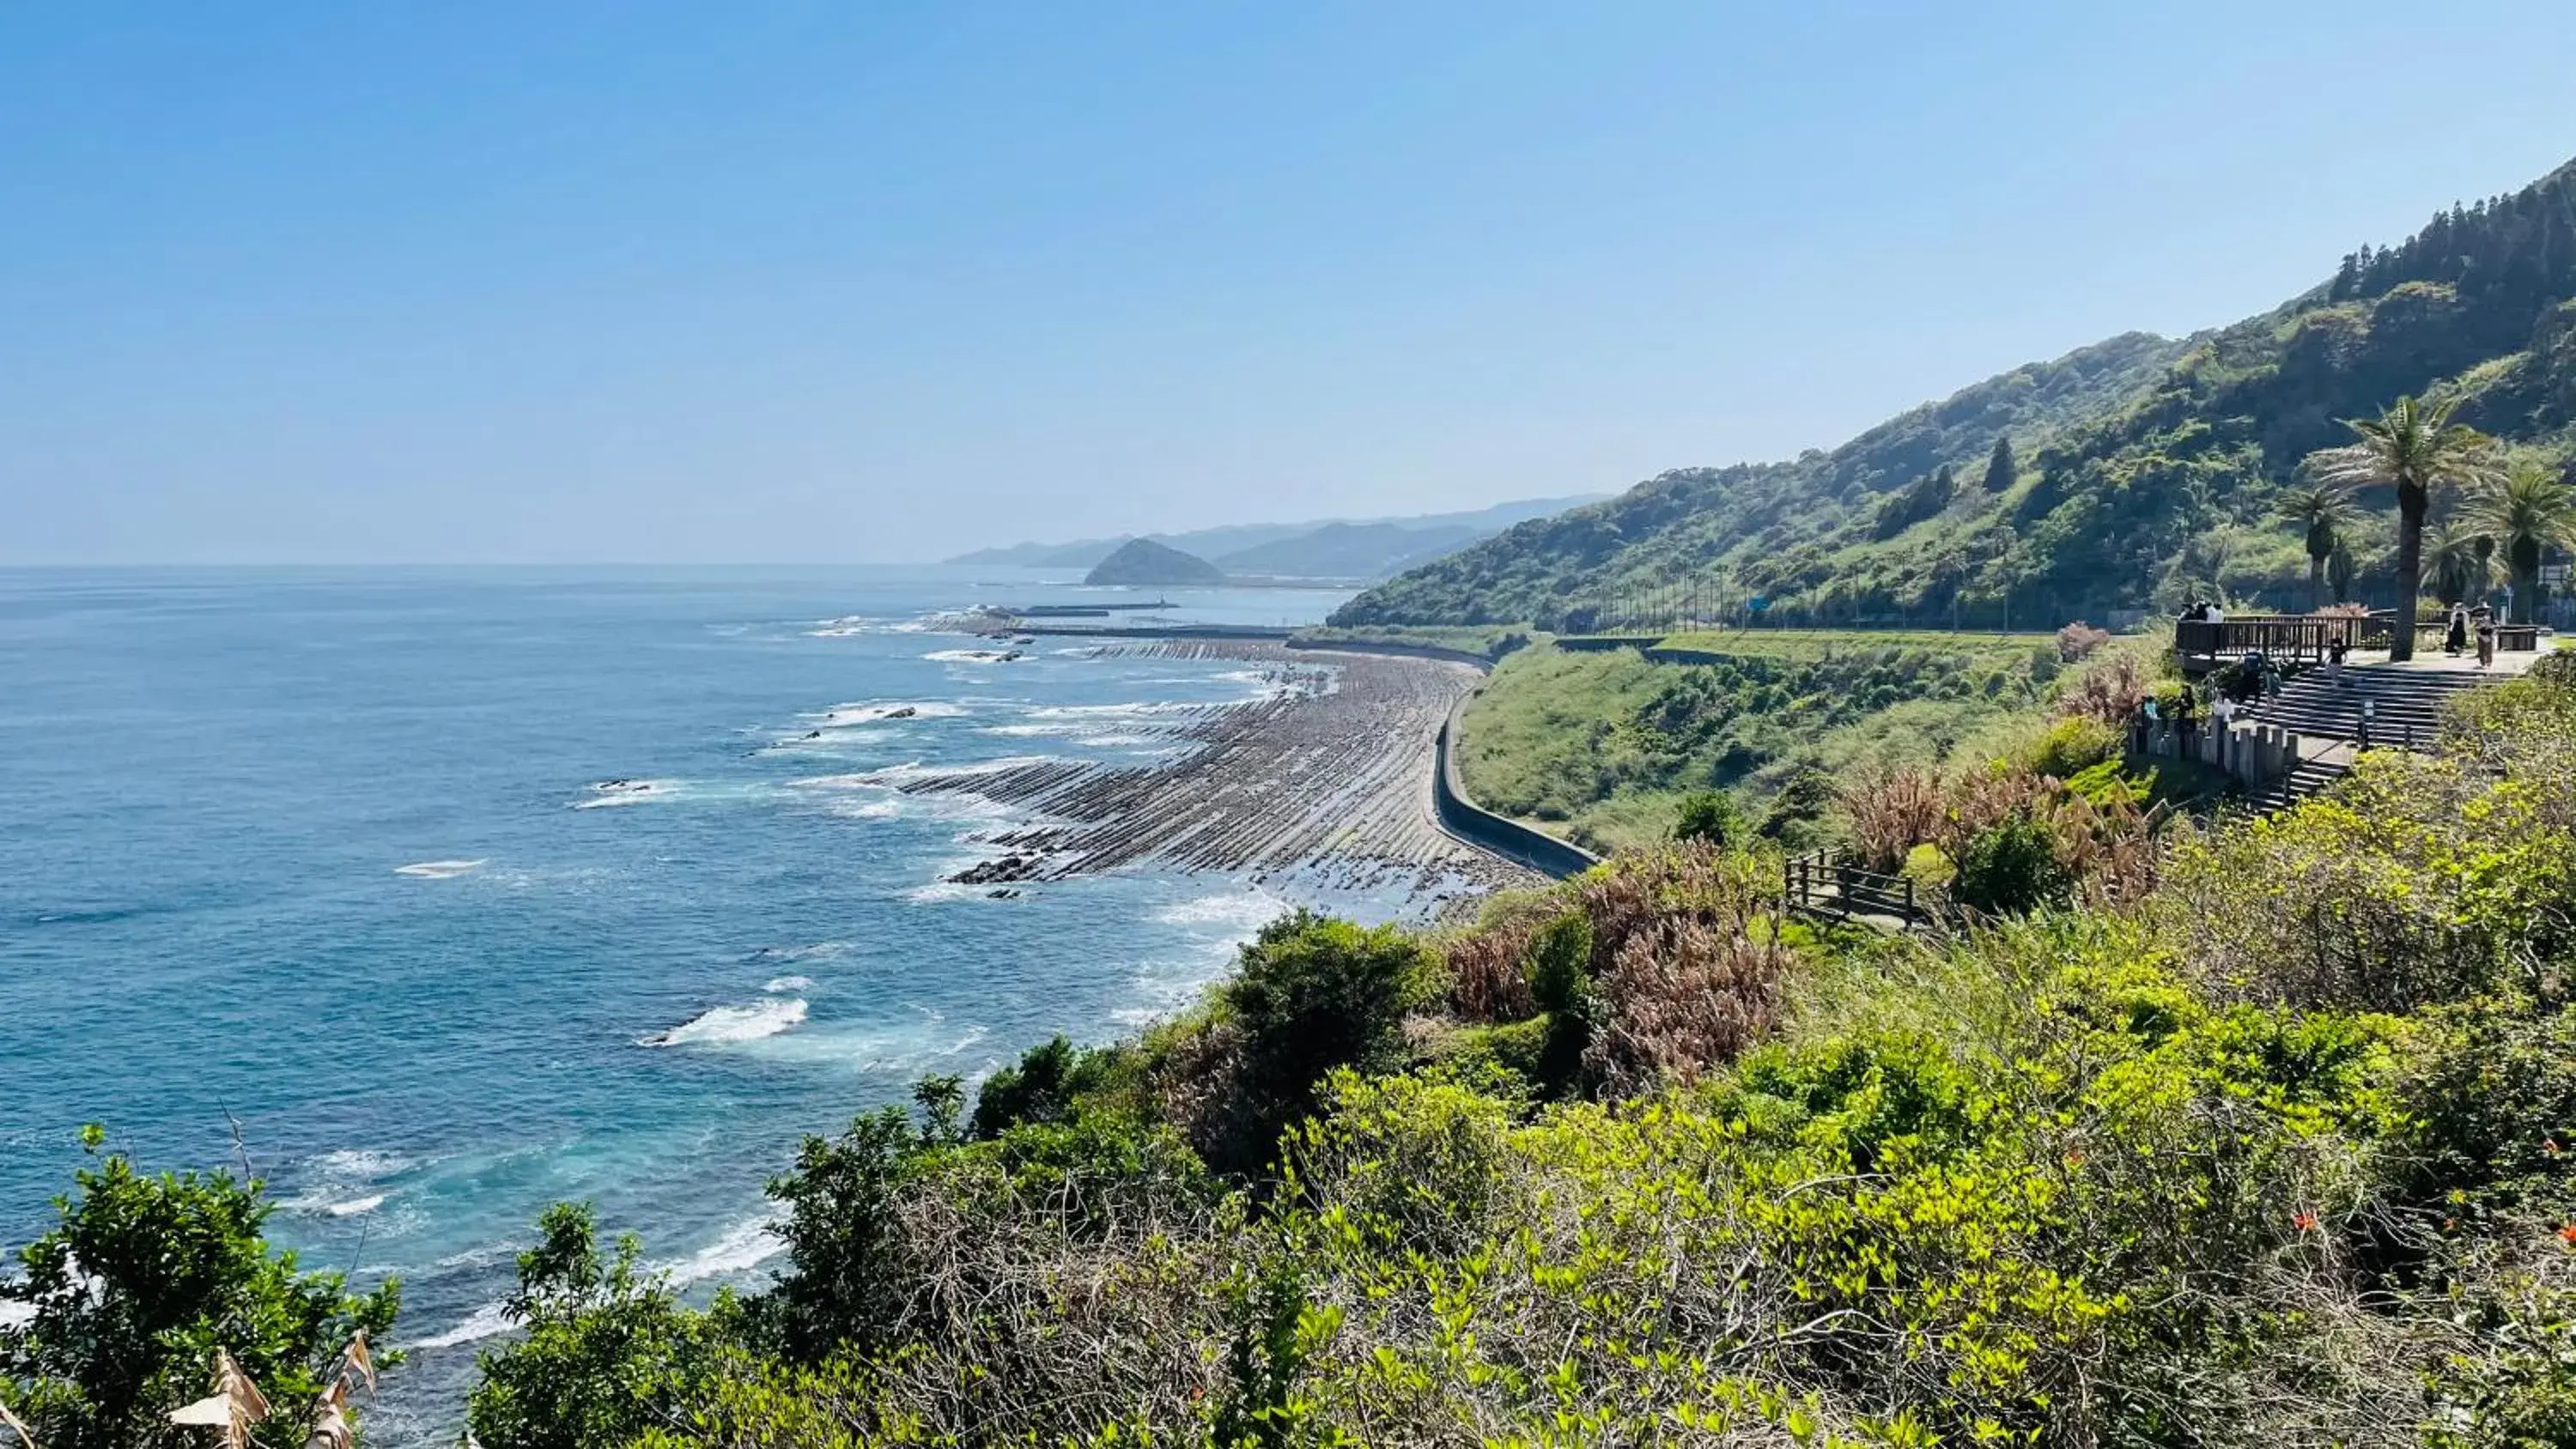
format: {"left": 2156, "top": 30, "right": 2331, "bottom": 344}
{"left": 2463, "top": 455, "right": 2576, "bottom": 624}
{"left": 2273, "top": 481, "right": 2358, "bottom": 611}
{"left": 2422, "top": 520, "right": 2487, "bottom": 606}
{"left": 2307, "top": 394, "right": 2501, "bottom": 660}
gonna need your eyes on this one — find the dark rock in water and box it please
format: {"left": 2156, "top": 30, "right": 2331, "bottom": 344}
{"left": 987, "top": 888, "right": 1021, "bottom": 900}
{"left": 884, "top": 706, "right": 916, "bottom": 719}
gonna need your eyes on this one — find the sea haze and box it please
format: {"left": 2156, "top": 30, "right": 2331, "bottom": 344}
{"left": 0, "top": 567, "right": 1400, "bottom": 1443}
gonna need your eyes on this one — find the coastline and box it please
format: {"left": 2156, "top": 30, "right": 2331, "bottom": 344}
{"left": 870, "top": 639, "right": 1548, "bottom": 900}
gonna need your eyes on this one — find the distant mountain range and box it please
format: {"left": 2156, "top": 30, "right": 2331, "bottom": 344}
{"left": 1335, "top": 154, "right": 2576, "bottom": 631}
{"left": 945, "top": 496, "right": 1606, "bottom": 580}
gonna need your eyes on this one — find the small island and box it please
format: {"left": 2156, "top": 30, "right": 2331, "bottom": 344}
{"left": 1083, "top": 537, "right": 1226, "bottom": 586}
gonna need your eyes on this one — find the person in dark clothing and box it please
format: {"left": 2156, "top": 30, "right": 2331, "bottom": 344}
{"left": 2446, "top": 603, "right": 2470, "bottom": 657}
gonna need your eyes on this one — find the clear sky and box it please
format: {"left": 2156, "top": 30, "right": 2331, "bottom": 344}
{"left": 6, "top": 2, "right": 2574, "bottom": 565}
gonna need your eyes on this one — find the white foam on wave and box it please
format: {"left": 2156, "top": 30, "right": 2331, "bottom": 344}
{"left": 861, "top": 755, "right": 1058, "bottom": 785}
{"left": 763, "top": 974, "right": 814, "bottom": 993}
{"left": 816, "top": 700, "right": 968, "bottom": 727}
{"left": 1153, "top": 888, "right": 1289, "bottom": 931}
{"left": 279, "top": 1149, "right": 414, "bottom": 1222}
{"left": 572, "top": 779, "right": 679, "bottom": 809}
{"left": 409, "top": 1299, "right": 517, "bottom": 1351}
{"left": 655, "top": 1216, "right": 787, "bottom": 1288}
{"left": 641, "top": 997, "right": 808, "bottom": 1047}
{"left": 0, "top": 1299, "right": 35, "bottom": 1331}
{"left": 395, "top": 858, "right": 487, "bottom": 879}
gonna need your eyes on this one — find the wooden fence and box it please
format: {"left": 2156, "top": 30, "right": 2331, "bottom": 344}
{"left": 1783, "top": 852, "right": 1923, "bottom": 931}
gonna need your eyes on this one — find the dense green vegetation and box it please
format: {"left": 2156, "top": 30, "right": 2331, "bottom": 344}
{"left": 1335, "top": 155, "right": 2576, "bottom": 630}
{"left": 307, "top": 652, "right": 2576, "bottom": 1449}
{"left": 0, "top": 1128, "right": 399, "bottom": 1449}
{"left": 1449, "top": 630, "right": 2092, "bottom": 853}
{"left": 24, "top": 660, "right": 2576, "bottom": 1446}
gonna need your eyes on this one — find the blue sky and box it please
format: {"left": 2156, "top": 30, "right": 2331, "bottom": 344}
{"left": 6, "top": 2, "right": 2574, "bottom": 564}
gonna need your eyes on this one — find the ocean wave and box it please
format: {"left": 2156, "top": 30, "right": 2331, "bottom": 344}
{"left": 408, "top": 1299, "right": 517, "bottom": 1351}
{"left": 762, "top": 974, "right": 814, "bottom": 993}
{"left": 1152, "top": 889, "right": 1288, "bottom": 931}
{"left": 859, "top": 755, "right": 1058, "bottom": 785}
{"left": 394, "top": 858, "right": 487, "bottom": 879}
{"left": 655, "top": 1216, "right": 787, "bottom": 1288}
{"left": 923, "top": 647, "right": 1031, "bottom": 665}
{"left": 279, "top": 1149, "right": 413, "bottom": 1221}
{"left": 571, "top": 778, "right": 681, "bottom": 809}
{"left": 816, "top": 700, "right": 967, "bottom": 727}
{"left": 640, "top": 997, "right": 808, "bottom": 1047}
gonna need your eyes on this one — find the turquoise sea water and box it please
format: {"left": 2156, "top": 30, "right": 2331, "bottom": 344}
{"left": 0, "top": 567, "right": 1379, "bottom": 1441}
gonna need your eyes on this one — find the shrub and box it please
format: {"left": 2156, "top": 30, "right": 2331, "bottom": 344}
{"left": 2016, "top": 714, "right": 2121, "bottom": 779}
{"left": 2054, "top": 652, "right": 2152, "bottom": 726}
{"left": 2055, "top": 620, "right": 2112, "bottom": 662}
{"left": 1952, "top": 810, "right": 2077, "bottom": 916}
{"left": 1838, "top": 767, "right": 1949, "bottom": 873}
{"left": 1213, "top": 912, "right": 1439, "bottom": 1172}
{"left": 469, "top": 1203, "right": 724, "bottom": 1449}
{"left": 0, "top": 1131, "right": 401, "bottom": 1449}
{"left": 1672, "top": 789, "right": 1745, "bottom": 848}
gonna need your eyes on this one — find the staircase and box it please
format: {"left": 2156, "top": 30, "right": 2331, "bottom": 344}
{"left": 2238, "top": 664, "right": 2499, "bottom": 755}
{"left": 2245, "top": 754, "right": 2352, "bottom": 813}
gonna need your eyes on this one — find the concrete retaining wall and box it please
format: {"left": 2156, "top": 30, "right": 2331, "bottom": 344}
{"left": 1430, "top": 687, "right": 1601, "bottom": 881}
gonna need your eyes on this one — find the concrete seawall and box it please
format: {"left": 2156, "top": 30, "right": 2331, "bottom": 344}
{"left": 1429, "top": 689, "right": 1600, "bottom": 879}
{"left": 1291, "top": 638, "right": 1599, "bottom": 880}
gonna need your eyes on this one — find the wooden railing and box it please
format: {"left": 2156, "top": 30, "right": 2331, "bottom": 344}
{"left": 2173, "top": 614, "right": 2383, "bottom": 664}
{"left": 2176, "top": 613, "right": 2542, "bottom": 664}
{"left": 1784, "top": 852, "right": 1922, "bottom": 930}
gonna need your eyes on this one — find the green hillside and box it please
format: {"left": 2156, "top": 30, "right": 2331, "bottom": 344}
{"left": 1453, "top": 630, "right": 2093, "bottom": 853}
{"left": 1335, "top": 155, "right": 2576, "bottom": 630}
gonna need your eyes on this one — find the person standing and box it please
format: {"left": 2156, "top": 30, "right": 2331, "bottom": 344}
{"left": 2446, "top": 603, "right": 2470, "bottom": 657}
{"left": 2475, "top": 605, "right": 2497, "bottom": 669}
{"left": 2326, "top": 639, "right": 2348, "bottom": 688}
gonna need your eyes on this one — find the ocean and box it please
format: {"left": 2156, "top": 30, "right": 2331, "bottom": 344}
{"left": 0, "top": 567, "right": 1392, "bottom": 1442}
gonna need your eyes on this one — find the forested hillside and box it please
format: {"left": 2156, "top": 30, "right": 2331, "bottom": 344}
{"left": 1337, "top": 155, "right": 2576, "bottom": 629}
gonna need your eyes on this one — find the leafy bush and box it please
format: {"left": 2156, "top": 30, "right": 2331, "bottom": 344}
{"left": 2016, "top": 713, "right": 2121, "bottom": 778}
{"left": 469, "top": 1203, "right": 723, "bottom": 1449}
{"left": 1208, "top": 911, "right": 1439, "bottom": 1173}
{"left": 0, "top": 1131, "right": 400, "bottom": 1449}
{"left": 1672, "top": 788, "right": 1745, "bottom": 847}
{"left": 1952, "top": 810, "right": 2077, "bottom": 915}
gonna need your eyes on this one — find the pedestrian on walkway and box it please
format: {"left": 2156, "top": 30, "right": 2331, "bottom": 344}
{"left": 2446, "top": 603, "right": 2470, "bottom": 657}
{"left": 2476, "top": 604, "right": 2497, "bottom": 669}
{"left": 2326, "top": 639, "right": 2348, "bottom": 688}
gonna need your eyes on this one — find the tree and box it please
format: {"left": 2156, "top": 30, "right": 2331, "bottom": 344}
{"left": 2328, "top": 539, "right": 2358, "bottom": 604}
{"left": 2308, "top": 395, "right": 2502, "bottom": 659}
{"left": 2464, "top": 455, "right": 2576, "bottom": 624}
{"left": 2274, "top": 481, "right": 2359, "bottom": 611}
{"left": 1982, "top": 435, "right": 2018, "bottom": 497}
{"left": 0, "top": 1131, "right": 399, "bottom": 1449}
{"left": 2425, "top": 521, "right": 2488, "bottom": 607}
{"left": 467, "top": 1203, "right": 723, "bottom": 1449}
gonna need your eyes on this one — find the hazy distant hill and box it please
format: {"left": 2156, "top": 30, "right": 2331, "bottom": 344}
{"left": 1214, "top": 521, "right": 1484, "bottom": 579}
{"left": 1083, "top": 537, "right": 1227, "bottom": 586}
{"left": 945, "top": 496, "right": 1603, "bottom": 574}
{"left": 1335, "top": 155, "right": 2576, "bottom": 630}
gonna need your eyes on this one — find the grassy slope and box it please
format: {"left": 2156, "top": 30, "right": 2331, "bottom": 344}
{"left": 1453, "top": 630, "right": 2069, "bottom": 852}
